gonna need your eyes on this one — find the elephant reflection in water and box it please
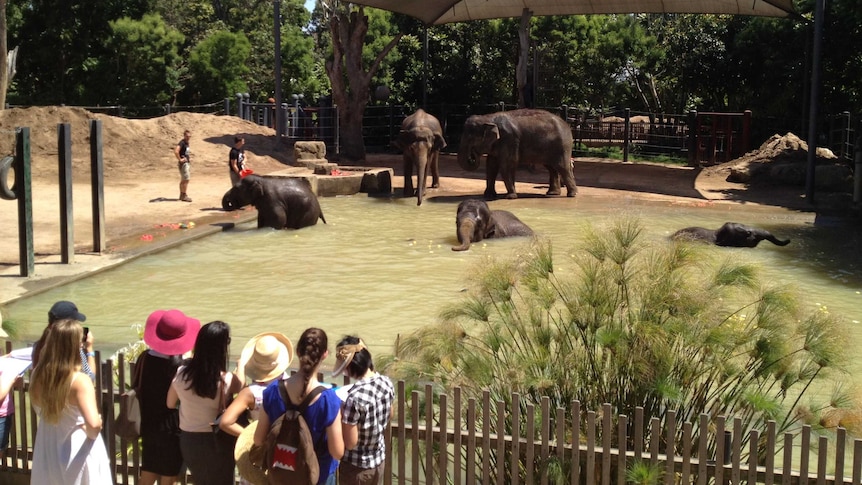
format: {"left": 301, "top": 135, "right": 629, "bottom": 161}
{"left": 452, "top": 199, "right": 534, "bottom": 251}
{"left": 671, "top": 222, "right": 790, "bottom": 247}
{"left": 222, "top": 174, "right": 326, "bottom": 230}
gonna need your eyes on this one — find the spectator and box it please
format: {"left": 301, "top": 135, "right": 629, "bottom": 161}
{"left": 32, "top": 300, "right": 95, "bottom": 381}
{"left": 254, "top": 327, "right": 344, "bottom": 485}
{"left": 30, "top": 319, "right": 112, "bottom": 483}
{"left": 138, "top": 309, "right": 201, "bottom": 485}
{"left": 167, "top": 321, "right": 241, "bottom": 485}
{"left": 174, "top": 130, "right": 193, "bottom": 202}
{"left": 220, "top": 332, "right": 293, "bottom": 485}
{"left": 332, "top": 336, "right": 394, "bottom": 485}
{"left": 0, "top": 358, "right": 21, "bottom": 460}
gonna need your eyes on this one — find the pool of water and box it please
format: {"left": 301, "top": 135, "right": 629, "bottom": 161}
{"left": 6, "top": 193, "right": 861, "bottom": 376}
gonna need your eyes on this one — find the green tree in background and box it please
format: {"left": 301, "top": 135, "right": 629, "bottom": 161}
{"left": 188, "top": 30, "right": 251, "bottom": 103}
{"left": 108, "top": 14, "right": 185, "bottom": 108}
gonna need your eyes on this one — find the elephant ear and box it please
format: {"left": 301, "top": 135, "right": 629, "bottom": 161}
{"left": 433, "top": 133, "right": 447, "bottom": 150}
{"left": 481, "top": 122, "right": 500, "bottom": 145}
{"left": 250, "top": 178, "right": 266, "bottom": 201}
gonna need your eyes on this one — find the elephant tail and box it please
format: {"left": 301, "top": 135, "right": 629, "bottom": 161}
{"left": 319, "top": 211, "right": 327, "bottom": 224}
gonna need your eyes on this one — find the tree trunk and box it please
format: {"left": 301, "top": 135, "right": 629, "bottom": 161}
{"left": 324, "top": 5, "right": 402, "bottom": 161}
{"left": 516, "top": 9, "right": 532, "bottom": 109}
{"left": 0, "top": 0, "right": 8, "bottom": 110}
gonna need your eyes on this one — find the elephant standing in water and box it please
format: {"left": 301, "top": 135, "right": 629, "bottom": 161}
{"left": 671, "top": 222, "right": 790, "bottom": 247}
{"left": 392, "top": 109, "right": 447, "bottom": 206}
{"left": 457, "top": 109, "right": 577, "bottom": 200}
{"left": 221, "top": 174, "right": 326, "bottom": 229}
{"left": 452, "top": 199, "right": 534, "bottom": 251}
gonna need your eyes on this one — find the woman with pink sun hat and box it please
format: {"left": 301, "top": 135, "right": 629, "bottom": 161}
{"left": 137, "top": 309, "right": 201, "bottom": 485}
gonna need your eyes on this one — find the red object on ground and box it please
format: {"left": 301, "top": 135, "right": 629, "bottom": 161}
{"left": 240, "top": 168, "right": 254, "bottom": 178}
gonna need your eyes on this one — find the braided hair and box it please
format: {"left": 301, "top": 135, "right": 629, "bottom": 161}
{"left": 295, "top": 327, "right": 328, "bottom": 397}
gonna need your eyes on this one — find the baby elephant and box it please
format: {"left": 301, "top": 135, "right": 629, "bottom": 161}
{"left": 671, "top": 222, "right": 790, "bottom": 247}
{"left": 452, "top": 199, "right": 534, "bottom": 251}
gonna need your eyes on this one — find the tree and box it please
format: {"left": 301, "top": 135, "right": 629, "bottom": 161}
{"left": 108, "top": 14, "right": 185, "bottom": 108}
{"left": 320, "top": 2, "right": 401, "bottom": 160}
{"left": 188, "top": 30, "right": 251, "bottom": 103}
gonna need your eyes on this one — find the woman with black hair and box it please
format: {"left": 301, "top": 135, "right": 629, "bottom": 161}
{"left": 331, "top": 336, "right": 394, "bottom": 485}
{"left": 167, "top": 321, "right": 241, "bottom": 485}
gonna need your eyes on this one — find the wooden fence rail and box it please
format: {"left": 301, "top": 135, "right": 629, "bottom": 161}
{"left": 1, "top": 351, "right": 859, "bottom": 484}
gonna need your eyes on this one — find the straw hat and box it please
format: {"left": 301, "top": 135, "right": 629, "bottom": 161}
{"left": 237, "top": 332, "right": 293, "bottom": 384}
{"left": 331, "top": 340, "right": 366, "bottom": 377}
{"left": 144, "top": 309, "right": 201, "bottom": 356}
{"left": 234, "top": 421, "right": 268, "bottom": 485}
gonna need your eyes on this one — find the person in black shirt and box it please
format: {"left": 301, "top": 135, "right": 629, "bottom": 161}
{"left": 229, "top": 136, "right": 247, "bottom": 187}
{"left": 174, "top": 130, "right": 193, "bottom": 202}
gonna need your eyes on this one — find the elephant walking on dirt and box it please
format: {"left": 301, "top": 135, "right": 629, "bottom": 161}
{"left": 671, "top": 222, "right": 790, "bottom": 247}
{"left": 221, "top": 174, "right": 326, "bottom": 229}
{"left": 452, "top": 199, "right": 534, "bottom": 251}
{"left": 392, "top": 109, "right": 447, "bottom": 206}
{"left": 458, "top": 109, "right": 577, "bottom": 200}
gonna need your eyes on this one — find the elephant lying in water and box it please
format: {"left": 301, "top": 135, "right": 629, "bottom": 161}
{"left": 452, "top": 199, "right": 534, "bottom": 251}
{"left": 221, "top": 174, "right": 326, "bottom": 229}
{"left": 671, "top": 222, "right": 790, "bottom": 247}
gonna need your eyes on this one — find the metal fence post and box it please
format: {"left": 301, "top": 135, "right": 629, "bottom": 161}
{"left": 224, "top": 98, "right": 231, "bottom": 116}
{"left": 16, "top": 127, "right": 34, "bottom": 277}
{"left": 236, "top": 93, "right": 244, "bottom": 118}
{"left": 90, "top": 120, "right": 105, "bottom": 253}
{"left": 623, "top": 107, "right": 631, "bottom": 163}
{"left": 687, "top": 110, "right": 698, "bottom": 167}
{"left": 58, "top": 123, "right": 74, "bottom": 264}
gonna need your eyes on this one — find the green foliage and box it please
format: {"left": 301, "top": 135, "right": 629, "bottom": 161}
{"left": 108, "top": 14, "right": 185, "bottom": 106}
{"left": 188, "top": 30, "right": 251, "bottom": 102}
{"left": 383, "top": 218, "right": 850, "bottom": 466}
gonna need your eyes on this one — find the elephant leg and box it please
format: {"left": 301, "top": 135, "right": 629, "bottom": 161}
{"left": 484, "top": 156, "right": 500, "bottom": 200}
{"left": 429, "top": 150, "right": 440, "bottom": 188}
{"left": 499, "top": 157, "right": 518, "bottom": 200}
{"left": 546, "top": 167, "right": 562, "bottom": 196}
{"left": 403, "top": 155, "right": 415, "bottom": 197}
{"left": 561, "top": 159, "right": 578, "bottom": 197}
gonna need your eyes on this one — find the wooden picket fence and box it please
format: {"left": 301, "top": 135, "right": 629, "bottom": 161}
{"left": 1, "top": 350, "right": 860, "bottom": 484}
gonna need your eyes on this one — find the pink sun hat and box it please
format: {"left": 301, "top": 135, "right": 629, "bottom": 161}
{"left": 144, "top": 309, "right": 201, "bottom": 356}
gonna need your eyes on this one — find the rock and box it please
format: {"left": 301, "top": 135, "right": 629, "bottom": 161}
{"left": 294, "top": 141, "right": 326, "bottom": 161}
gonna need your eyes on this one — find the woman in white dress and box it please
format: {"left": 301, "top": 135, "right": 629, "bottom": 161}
{"left": 30, "top": 318, "right": 113, "bottom": 485}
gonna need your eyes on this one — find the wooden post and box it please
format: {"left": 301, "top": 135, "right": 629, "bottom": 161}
{"left": 58, "top": 123, "right": 74, "bottom": 263}
{"left": 16, "top": 127, "right": 34, "bottom": 277}
{"left": 90, "top": 120, "right": 106, "bottom": 252}
{"left": 623, "top": 108, "right": 631, "bottom": 163}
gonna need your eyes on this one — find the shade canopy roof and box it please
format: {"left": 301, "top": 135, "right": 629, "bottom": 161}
{"left": 349, "top": 0, "right": 798, "bottom": 25}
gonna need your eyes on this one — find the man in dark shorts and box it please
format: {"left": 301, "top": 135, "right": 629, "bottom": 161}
{"left": 174, "top": 130, "right": 192, "bottom": 202}
{"left": 229, "top": 136, "right": 246, "bottom": 187}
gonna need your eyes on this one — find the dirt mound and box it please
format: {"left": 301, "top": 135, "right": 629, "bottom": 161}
{"left": 0, "top": 107, "right": 292, "bottom": 181}
{"left": 706, "top": 132, "right": 853, "bottom": 192}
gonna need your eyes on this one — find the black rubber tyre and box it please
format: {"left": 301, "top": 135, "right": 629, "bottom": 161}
{"left": 0, "top": 156, "right": 17, "bottom": 201}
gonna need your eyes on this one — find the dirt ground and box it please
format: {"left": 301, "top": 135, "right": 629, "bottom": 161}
{"left": 0, "top": 106, "right": 839, "bottom": 269}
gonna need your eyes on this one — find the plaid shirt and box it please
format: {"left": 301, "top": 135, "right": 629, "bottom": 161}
{"left": 341, "top": 373, "right": 395, "bottom": 468}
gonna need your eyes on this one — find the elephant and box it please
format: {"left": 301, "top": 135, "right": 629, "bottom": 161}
{"left": 221, "top": 174, "right": 326, "bottom": 229}
{"left": 392, "top": 109, "right": 447, "bottom": 206}
{"left": 452, "top": 199, "right": 534, "bottom": 251}
{"left": 671, "top": 222, "right": 790, "bottom": 247}
{"left": 457, "top": 109, "right": 577, "bottom": 200}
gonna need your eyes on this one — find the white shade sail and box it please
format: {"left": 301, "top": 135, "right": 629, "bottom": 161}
{"left": 347, "top": 0, "right": 798, "bottom": 24}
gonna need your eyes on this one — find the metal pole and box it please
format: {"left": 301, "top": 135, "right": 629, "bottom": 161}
{"left": 58, "top": 123, "right": 74, "bottom": 264}
{"left": 422, "top": 26, "right": 428, "bottom": 109}
{"left": 16, "top": 127, "right": 34, "bottom": 277}
{"left": 274, "top": 0, "right": 286, "bottom": 148}
{"left": 805, "top": 0, "right": 825, "bottom": 202}
{"left": 623, "top": 108, "right": 630, "bottom": 163}
{"left": 90, "top": 120, "right": 105, "bottom": 253}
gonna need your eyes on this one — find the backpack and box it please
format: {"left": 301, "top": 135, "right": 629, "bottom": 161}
{"left": 262, "top": 382, "right": 326, "bottom": 485}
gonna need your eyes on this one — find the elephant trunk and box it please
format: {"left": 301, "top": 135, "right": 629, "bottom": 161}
{"left": 416, "top": 150, "right": 428, "bottom": 206}
{"left": 764, "top": 234, "right": 791, "bottom": 246}
{"left": 452, "top": 219, "right": 477, "bottom": 251}
{"left": 457, "top": 144, "right": 481, "bottom": 172}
